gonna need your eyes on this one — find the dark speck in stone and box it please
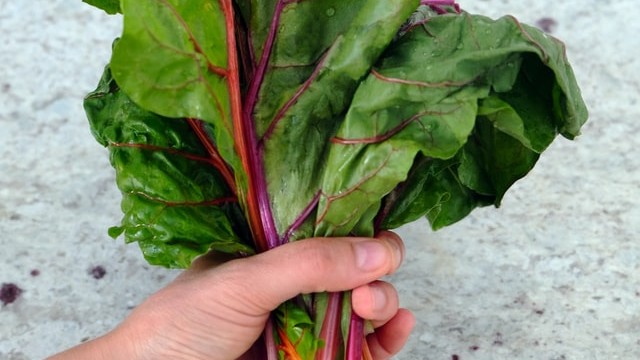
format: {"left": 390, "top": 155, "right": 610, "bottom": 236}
{"left": 536, "top": 17, "right": 558, "bottom": 33}
{"left": 1, "top": 283, "right": 23, "bottom": 306}
{"left": 89, "top": 266, "right": 106, "bottom": 280}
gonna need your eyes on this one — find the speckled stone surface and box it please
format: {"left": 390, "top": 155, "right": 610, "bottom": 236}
{"left": 1, "top": 1, "right": 638, "bottom": 359}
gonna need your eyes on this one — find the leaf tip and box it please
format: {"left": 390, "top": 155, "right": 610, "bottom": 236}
{"left": 108, "top": 226, "right": 125, "bottom": 238}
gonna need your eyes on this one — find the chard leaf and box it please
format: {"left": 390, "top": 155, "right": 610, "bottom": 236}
{"left": 317, "top": 12, "right": 588, "bottom": 235}
{"left": 274, "top": 301, "right": 321, "bottom": 359}
{"left": 382, "top": 156, "right": 494, "bottom": 231}
{"left": 84, "top": 67, "right": 253, "bottom": 268}
{"left": 110, "top": 0, "right": 242, "bottom": 178}
{"left": 85, "top": 3, "right": 588, "bottom": 358}
{"left": 83, "top": 0, "right": 121, "bottom": 15}
{"left": 243, "top": 0, "right": 420, "bottom": 240}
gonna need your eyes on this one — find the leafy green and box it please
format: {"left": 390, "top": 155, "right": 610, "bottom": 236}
{"left": 274, "top": 301, "right": 322, "bottom": 359}
{"left": 83, "top": 1, "right": 587, "bottom": 358}
{"left": 316, "top": 12, "right": 587, "bottom": 235}
{"left": 246, "top": 0, "right": 421, "bottom": 239}
{"left": 84, "top": 67, "right": 253, "bottom": 268}
{"left": 110, "top": 0, "right": 242, "bottom": 178}
{"left": 83, "top": 0, "right": 121, "bottom": 15}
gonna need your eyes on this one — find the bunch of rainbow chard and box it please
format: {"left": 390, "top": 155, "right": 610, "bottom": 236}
{"left": 82, "top": 0, "right": 587, "bottom": 358}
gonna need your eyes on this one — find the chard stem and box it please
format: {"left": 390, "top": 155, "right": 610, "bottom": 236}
{"left": 316, "top": 292, "right": 343, "bottom": 360}
{"left": 265, "top": 318, "right": 279, "bottom": 360}
{"left": 186, "top": 118, "right": 237, "bottom": 195}
{"left": 282, "top": 191, "right": 321, "bottom": 244}
{"left": 345, "top": 311, "right": 365, "bottom": 360}
{"left": 420, "top": 0, "right": 462, "bottom": 14}
{"left": 241, "top": 0, "right": 291, "bottom": 250}
{"left": 221, "top": 0, "right": 269, "bottom": 252}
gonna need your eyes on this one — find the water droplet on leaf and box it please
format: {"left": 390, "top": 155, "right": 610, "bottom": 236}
{"left": 326, "top": 8, "right": 335, "bottom": 17}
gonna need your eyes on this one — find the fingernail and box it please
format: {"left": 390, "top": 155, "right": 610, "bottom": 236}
{"left": 380, "top": 233, "right": 403, "bottom": 270}
{"left": 354, "top": 241, "right": 387, "bottom": 271}
{"left": 371, "top": 283, "right": 387, "bottom": 311}
{"left": 390, "top": 238, "right": 403, "bottom": 269}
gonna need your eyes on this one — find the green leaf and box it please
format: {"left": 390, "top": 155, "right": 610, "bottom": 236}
{"left": 84, "top": 66, "right": 253, "bottom": 268}
{"left": 84, "top": 4, "right": 589, "bottom": 358}
{"left": 317, "top": 12, "right": 588, "bottom": 234}
{"left": 83, "top": 0, "right": 121, "bottom": 15}
{"left": 246, "top": 0, "right": 421, "bottom": 239}
{"left": 274, "top": 301, "right": 322, "bottom": 359}
{"left": 382, "top": 156, "right": 493, "bottom": 231}
{"left": 110, "top": 0, "right": 241, "bottom": 175}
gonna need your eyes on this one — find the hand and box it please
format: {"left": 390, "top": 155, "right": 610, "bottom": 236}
{"left": 50, "top": 231, "right": 414, "bottom": 360}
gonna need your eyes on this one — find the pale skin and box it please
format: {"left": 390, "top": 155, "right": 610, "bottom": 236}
{"left": 50, "top": 231, "right": 414, "bottom": 360}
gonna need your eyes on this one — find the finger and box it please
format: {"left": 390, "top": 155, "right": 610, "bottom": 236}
{"left": 175, "top": 252, "right": 239, "bottom": 282}
{"left": 214, "top": 231, "right": 404, "bottom": 313}
{"left": 366, "top": 309, "right": 415, "bottom": 359}
{"left": 351, "top": 281, "right": 399, "bottom": 327}
{"left": 377, "top": 231, "right": 405, "bottom": 274}
{"left": 190, "top": 251, "right": 239, "bottom": 272}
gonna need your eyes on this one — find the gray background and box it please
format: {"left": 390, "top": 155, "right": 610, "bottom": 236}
{"left": 1, "top": 1, "right": 638, "bottom": 359}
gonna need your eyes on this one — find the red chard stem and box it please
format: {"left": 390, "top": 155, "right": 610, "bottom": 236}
{"left": 316, "top": 292, "right": 343, "bottom": 360}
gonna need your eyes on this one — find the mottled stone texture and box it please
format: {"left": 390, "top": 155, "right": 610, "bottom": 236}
{"left": 1, "top": 1, "right": 638, "bottom": 359}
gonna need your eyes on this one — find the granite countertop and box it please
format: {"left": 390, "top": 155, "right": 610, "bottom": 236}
{"left": 1, "top": 1, "right": 638, "bottom": 359}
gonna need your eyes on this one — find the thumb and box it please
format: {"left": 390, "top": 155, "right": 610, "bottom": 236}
{"left": 216, "top": 231, "right": 404, "bottom": 313}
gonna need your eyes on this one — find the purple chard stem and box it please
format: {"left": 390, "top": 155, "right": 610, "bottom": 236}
{"left": 242, "top": 0, "right": 293, "bottom": 250}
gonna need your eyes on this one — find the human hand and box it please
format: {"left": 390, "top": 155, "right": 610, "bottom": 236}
{"left": 50, "top": 231, "right": 414, "bottom": 360}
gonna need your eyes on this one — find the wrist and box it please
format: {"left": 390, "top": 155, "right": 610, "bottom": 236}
{"left": 47, "top": 324, "right": 142, "bottom": 360}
